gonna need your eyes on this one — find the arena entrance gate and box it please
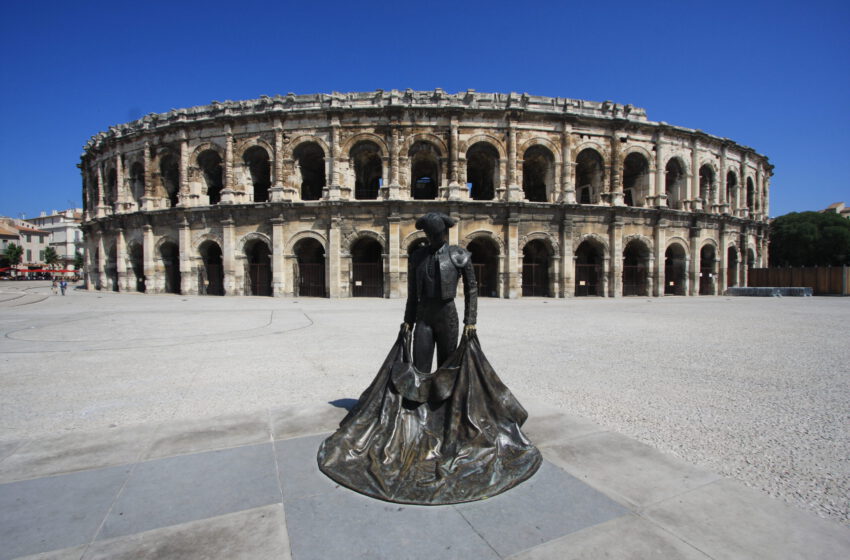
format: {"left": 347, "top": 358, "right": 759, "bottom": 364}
{"left": 699, "top": 245, "right": 716, "bottom": 295}
{"left": 664, "top": 244, "right": 687, "bottom": 295}
{"left": 622, "top": 240, "right": 650, "bottom": 296}
{"left": 522, "top": 240, "right": 550, "bottom": 297}
{"left": 160, "top": 241, "right": 180, "bottom": 294}
{"left": 129, "top": 244, "right": 145, "bottom": 292}
{"left": 467, "top": 237, "right": 499, "bottom": 298}
{"left": 245, "top": 240, "right": 272, "bottom": 296}
{"left": 295, "top": 238, "right": 326, "bottom": 297}
{"left": 574, "top": 240, "right": 603, "bottom": 296}
{"left": 199, "top": 241, "right": 224, "bottom": 295}
{"left": 351, "top": 238, "right": 383, "bottom": 297}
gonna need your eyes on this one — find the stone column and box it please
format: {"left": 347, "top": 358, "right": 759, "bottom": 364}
{"left": 718, "top": 225, "right": 728, "bottom": 293}
{"left": 97, "top": 232, "right": 106, "bottom": 289}
{"left": 506, "top": 214, "right": 520, "bottom": 298}
{"left": 718, "top": 144, "right": 728, "bottom": 213}
{"left": 178, "top": 135, "right": 190, "bottom": 207}
{"left": 506, "top": 121, "right": 522, "bottom": 201}
{"left": 561, "top": 124, "right": 576, "bottom": 203}
{"left": 116, "top": 228, "right": 127, "bottom": 292}
{"left": 607, "top": 131, "right": 624, "bottom": 206}
{"left": 325, "top": 117, "right": 342, "bottom": 200}
{"left": 738, "top": 155, "right": 749, "bottom": 218}
{"left": 327, "top": 216, "right": 342, "bottom": 297}
{"left": 220, "top": 125, "right": 236, "bottom": 204}
{"left": 271, "top": 217, "right": 285, "bottom": 296}
{"left": 609, "top": 215, "right": 623, "bottom": 296}
{"left": 84, "top": 236, "right": 94, "bottom": 290}
{"left": 178, "top": 219, "right": 193, "bottom": 295}
{"left": 95, "top": 164, "right": 109, "bottom": 218}
{"left": 755, "top": 166, "right": 764, "bottom": 218}
{"left": 143, "top": 225, "right": 155, "bottom": 293}
{"left": 690, "top": 138, "right": 700, "bottom": 210}
{"left": 653, "top": 219, "right": 666, "bottom": 297}
{"left": 387, "top": 214, "right": 401, "bottom": 298}
{"left": 115, "top": 153, "right": 125, "bottom": 212}
{"left": 560, "top": 217, "right": 574, "bottom": 297}
{"left": 653, "top": 136, "right": 666, "bottom": 207}
{"left": 222, "top": 217, "right": 236, "bottom": 295}
{"left": 140, "top": 142, "right": 156, "bottom": 211}
{"left": 284, "top": 254, "right": 296, "bottom": 297}
{"left": 444, "top": 115, "right": 465, "bottom": 200}
{"left": 384, "top": 125, "right": 401, "bottom": 200}
{"left": 689, "top": 227, "right": 700, "bottom": 296}
{"left": 268, "top": 121, "right": 290, "bottom": 202}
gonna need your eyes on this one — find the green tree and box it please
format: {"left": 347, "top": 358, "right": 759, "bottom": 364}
{"left": 73, "top": 251, "right": 84, "bottom": 271}
{"left": 43, "top": 246, "right": 59, "bottom": 270}
{"left": 4, "top": 243, "right": 23, "bottom": 266}
{"left": 769, "top": 212, "right": 850, "bottom": 267}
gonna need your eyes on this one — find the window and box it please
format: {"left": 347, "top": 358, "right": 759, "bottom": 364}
{"left": 39, "top": 250, "right": 44, "bottom": 261}
{"left": 27, "top": 249, "right": 32, "bottom": 261}
{"left": 27, "top": 234, "right": 32, "bottom": 243}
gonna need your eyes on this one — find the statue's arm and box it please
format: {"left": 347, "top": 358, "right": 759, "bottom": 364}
{"left": 403, "top": 252, "right": 417, "bottom": 326}
{"left": 461, "top": 255, "right": 478, "bottom": 326}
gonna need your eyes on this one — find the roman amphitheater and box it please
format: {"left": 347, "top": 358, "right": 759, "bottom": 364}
{"left": 80, "top": 89, "right": 771, "bottom": 299}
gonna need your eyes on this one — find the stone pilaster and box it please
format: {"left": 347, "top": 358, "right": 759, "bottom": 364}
{"left": 387, "top": 214, "right": 401, "bottom": 298}
{"left": 560, "top": 124, "right": 575, "bottom": 203}
{"left": 689, "top": 226, "right": 700, "bottom": 296}
{"left": 143, "top": 225, "right": 155, "bottom": 294}
{"left": 607, "top": 130, "right": 624, "bottom": 206}
{"left": 271, "top": 217, "right": 285, "bottom": 296}
{"left": 325, "top": 118, "right": 342, "bottom": 200}
{"left": 220, "top": 125, "right": 236, "bottom": 204}
{"left": 178, "top": 135, "right": 191, "bottom": 207}
{"left": 651, "top": 136, "right": 666, "bottom": 207}
{"left": 560, "top": 216, "right": 574, "bottom": 297}
{"left": 96, "top": 232, "right": 106, "bottom": 290}
{"left": 222, "top": 217, "right": 236, "bottom": 295}
{"left": 505, "top": 213, "right": 520, "bottom": 298}
{"left": 327, "top": 215, "right": 342, "bottom": 297}
{"left": 609, "top": 214, "right": 623, "bottom": 296}
{"left": 116, "top": 228, "right": 127, "bottom": 292}
{"left": 178, "top": 219, "right": 193, "bottom": 295}
{"left": 505, "top": 122, "right": 523, "bottom": 201}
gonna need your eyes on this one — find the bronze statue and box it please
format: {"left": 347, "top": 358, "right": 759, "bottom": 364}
{"left": 318, "top": 212, "right": 541, "bottom": 505}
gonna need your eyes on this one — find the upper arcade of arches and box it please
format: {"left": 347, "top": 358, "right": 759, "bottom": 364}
{"left": 80, "top": 90, "right": 771, "bottom": 225}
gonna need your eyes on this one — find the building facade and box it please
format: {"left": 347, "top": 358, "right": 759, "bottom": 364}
{"left": 80, "top": 90, "right": 771, "bottom": 298}
{"left": 27, "top": 209, "right": 84, "bottom": 269}
{"left": 0, "top": 217, "right": 50, "bottom": 271}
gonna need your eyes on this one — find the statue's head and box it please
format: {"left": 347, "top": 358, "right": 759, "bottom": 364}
{"left": 416, "top": 212, "right": 456, "bottom": 247}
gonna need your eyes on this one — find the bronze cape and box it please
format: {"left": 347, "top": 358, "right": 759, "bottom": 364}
{"left": 317, "top": 330, "right": 542, "bottom": 505}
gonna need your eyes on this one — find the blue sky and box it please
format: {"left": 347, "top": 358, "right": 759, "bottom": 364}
{"left": 1, "top": 0, "right": 847, "bottom": 219}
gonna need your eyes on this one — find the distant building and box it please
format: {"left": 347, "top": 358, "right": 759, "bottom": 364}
{"left": 821, "top": 202, "right": 850, "bottom": 219}
{"left": 0, "top": 217, "right": 50, "bottom": 270}
{"left": 26, "top": 208, "right": 84, "bottom": 268}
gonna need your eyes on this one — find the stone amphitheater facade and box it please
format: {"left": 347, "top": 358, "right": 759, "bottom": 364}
{"left": 79, "top": 89, "right": 771, "bottom": 299}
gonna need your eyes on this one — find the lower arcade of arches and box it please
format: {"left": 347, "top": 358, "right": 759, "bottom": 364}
{"left": 84, "top": 206, "right": 765, "bottom": 299}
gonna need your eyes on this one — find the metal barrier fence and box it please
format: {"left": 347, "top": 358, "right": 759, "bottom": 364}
{"left": 748, "top": 266, "right": 849, "bottom": 295}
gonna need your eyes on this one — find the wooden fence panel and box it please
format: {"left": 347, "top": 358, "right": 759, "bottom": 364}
{"left": 747, "top": 266, "right": 849, "bottom": 295}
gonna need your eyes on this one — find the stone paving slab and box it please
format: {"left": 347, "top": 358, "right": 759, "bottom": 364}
{"left": 1, "top": 403, "right": 847, "bottom": 559}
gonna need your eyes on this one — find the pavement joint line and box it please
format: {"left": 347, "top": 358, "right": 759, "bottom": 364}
{"left": 630, "top": 511, "right": 720, "bottom": 560}
{"left": 453, "top": 504, "right": 505, "bottom": 559}
{"left": 85, "top": 459, "right": 140, "bottom": 555}
{"left": 268, "top": 418, "right": 294, "bottom": 559}
{"left": 633, "top": 475, "right": 725, "bottom": 513}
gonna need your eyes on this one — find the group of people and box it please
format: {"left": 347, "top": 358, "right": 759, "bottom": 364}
{"left": 50, "top": 279, "right": 69, "bottom": 295}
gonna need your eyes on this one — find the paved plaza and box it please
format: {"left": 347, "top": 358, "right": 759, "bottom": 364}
{"left": 0, "top": 282, "right": 848, "bottom": 559}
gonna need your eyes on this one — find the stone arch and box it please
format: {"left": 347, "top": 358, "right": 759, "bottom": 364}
{"left": 665, "top": 236, "right": 691, "bottom": 257}
{"left": 459, "top": 134, "right": 507, "bottom": 159}
{"left": 572, "top": 141, "right": 607, "bottom": 160}
{"left": 286, "top": 230, "right": 328, "bottom": 255}
{"left": 699, "top": 240, "right": 718, "bottom": 295}
{"left": 287, "top": 135, "right": 331, "bottom": 159}
{"left": 126, "top": 240, "right": 145, "bottom": 293}
{"left": 623, "top": 233, "right": 653, "bottom": 253}
{"left": 622, "top": 151, "right": 651, "bottom": 207}
{"left": 664, "top": 240, "right": 688, "bottom": 295}
{"left": 401, "top": 231, "right": 428, "bottom": 254}
{"left": 620, "top": 145, "right": 653, "bottom": 165}
{"left": 520, "top": 231, "right": 559, "bottom": 255}
{"left": 241, "top": 144, "right": 272, "bottom": 202}
{"left": 292, "top": 141, "right": 327, "bottom": 201}
{"left": 349, "top": 234, "right": 385, "bottom": 297}
{"left": 154, "top": 234, "right": 179, "bottom": 253}
{"left": 341, "top": 132, "right": 389, "bottom": 157}
{"left": 343, "top": 230, "right": 386, "bottom": 255}
{"left": 518, "top": 136, "right": 561, "bottom": 160}
{"left": 191, "top": 142, "right": 225, "bottom": 162}
{"left": 622, "top": 236, "right": 653, "bottom": 296}
{"left": 573, "top": 232, "right": 609, "bottom": 255}
{"left": 665, "top": 156, "right": 688, "bottom": 209}
{"left": 192, "top": 232, "right": 224, "bottom": 254}
{"left": 664, "top": 154, "right": 691, "bottom": 175}
{"left": 235, "top": 138, "right": 274, "bottom": 161}
{"left": 522, "top": 144, "right": 557, "bottom": 202}
{"left": 400, "top": 132, "right": 448, "bottom": 158}
{"left": 236, "top": 231, "right": 272, "bottom": 255}
{"left": 408, "top": 140, "right": 443, "bottom": 199}
{"left": 460, "top": 230, "right": 505, "bottom": 254}
{"left": 574, "top": 147, "right": 606, "bottom": 204}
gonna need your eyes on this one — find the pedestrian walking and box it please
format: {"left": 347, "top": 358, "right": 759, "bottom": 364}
{"left": 60, "top": 280, "right": 67, "bottom": 296}
{"left": 51, "top": 279, "right": 58, "bottom": 294}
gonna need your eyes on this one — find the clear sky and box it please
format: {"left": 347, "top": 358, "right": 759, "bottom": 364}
{"left": 1, "top": 0, "right": 847, "bottom": 219}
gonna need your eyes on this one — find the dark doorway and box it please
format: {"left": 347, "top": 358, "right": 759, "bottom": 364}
{"left": 107, "top": 245, "right": 119, "bottom": 292}
{"left": 129, "top": 244, "right": 145, "bottom": 292}
{"left": 522, "top": 240, "right": 550, "bottom": 297}
{"left": 666, "top": 158, "right": 686, "bottom": 209}
{"left": 727, "top": 246, "right": 739, "bottom": 288}
{"left": 352, "top": 142, "right": 382, "bottom": 200}
{"left": 245, "top": 240, "right": 272, "bottom": 296}
{"left": 199, "top": 241, "right": 224, "bottom": 296}
{"left": 467, "top": 237, "right": 499, "bottom": 297}
{"left": 575, "top": 149, "right": 604, "bottom": 205}
{"left": 294, "top": 238, "right": 326, "bottom": 297}
{"left": 159, "top": 153, "right": 180, "bottom": 208}
{"left": 623, "top": 152, "right": 650, "bottom": 207}
{"left": 522, "top": 146, "right": 553, "bottom": 202}
{"left": 198, "top": 150, "right": 223, "bottom": 205}
{"left": 466, "top": 143, "right": 498, "bottom": 200}
{"left": 409, "top": 141, "right": 440, "bottom": 200}
{"left": 700, "top": 245, "right": 716, "bottom": 295}
{"left": 244, "top": 146, "right": 271, "bottom": 203}
{"left": 294, "top": 142, "right": 326, "bottom": 201}
{"left": 351, "top": 238, "right": 383, "bottom": 297}
{"left": 160, "top": 241, "right": 180, "bottom": 294}
{"left": 664, "top": 244, "right": 687, "bottom": 295}
{"left": 575, "top": 240, "right": 603, "bottom": 296}
{"left": 623, "top": 240, "right": 650, "bottom": 296}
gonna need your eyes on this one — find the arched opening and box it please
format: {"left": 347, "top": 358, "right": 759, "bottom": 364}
{"left": 160, "top": 241, "right": 180, "bottom": 294}
{"left": 245, "top": 239, "right": 272, "bottom": 296}
{"left": 747, "top": 248, "right": 756, "bottom": 272}
{"left": 699, "top": 245, "right": 716, "bottom": 295}
{"left": 409, "top": 141, "right": 440, "bottom": 200}
{"left": 622, "top": 152, "right": 650, "bottom": 207}
{"left": 467, "top": 237, "right": 500, "bottom": 298}
{"left": 576, "top": 149, "right": 605, "bottom": 204}
{"left": 623, "top": 239, "right": 651, "bottom": 296}
{"left": 198, "top": 150, "right": 223, "bottom": 205}
{"left": 522, "top": 240, "right": 550, "bottom": 297}
{"left": 243, "top": 146, "right": 271, "bottom": 203}
{"left": 665, "top": 158, "right": 686, "bottom": 209}
{"left": 294, "top": 142, "right": 326, "bottom": 201}
{"left": 129, "top": 243, "right": 145, "bottom": 292}
{"left": 727, "top": 246, "right": 739, "bottom": 288}
{"left": 466, "top": 142, "right": 499, "bottom": 200}
{"left": 746, "top": 177, "right": 755, "bottom": 212}
{"left": 106, "top": 245, "right": 119, "bottom": 292}
{"left": 699, "top": 165, "right": 715, "bottom": 207}
{"left": 199, "top": 241, "right": 224, "bottom": 296}
{"left": 351, "top": 237, "right": 383, "bottom": 297}
{"left": 129, "top": 162, "right": 145, "bottom": 205}
{"left": 664, "top": 244, "right": 687, "bottom": 295}
{"left": 159, "top": 153, "right": 180, "bottom": 208}
{"left": 105, "top": 168, "right": 117, "bottom": 207}
{"left": 575, "top": 240, "right": 604, "bottom": 296}
{"left": 294, "top": 238, "right": 326, "bottom": 297}
{"left": 351, "top": 141, "right": 382, "bottom": 200}
{"left": 726, "top": 171, "right": 738, "bottom": 208}
{"left": 522, "top": 146, "right": 554, "bottom": 202}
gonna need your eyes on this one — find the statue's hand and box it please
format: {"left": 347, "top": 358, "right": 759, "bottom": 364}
{"left": 463, "top": 324, "right": 476, "bottom": 336}
{"left": 401, "top": 322, "right": 412, "bottom": 333}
